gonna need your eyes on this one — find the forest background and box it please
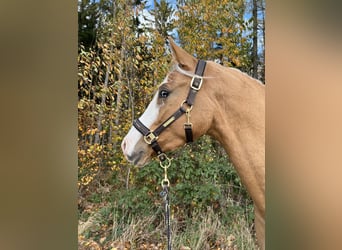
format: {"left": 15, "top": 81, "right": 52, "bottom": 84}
{"left": 78, "top": 0, "right": 265, "bottom": 249}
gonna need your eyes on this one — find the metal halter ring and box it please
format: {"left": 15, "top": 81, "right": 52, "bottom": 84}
{"left": 180, "top": 100, "right": 193, "bottom": 112}
{"left": 159, "top": 153, "right": 172, "bottom": 169}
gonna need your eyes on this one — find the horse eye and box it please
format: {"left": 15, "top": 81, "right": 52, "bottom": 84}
{"left": 159, "top": 89, "right": 169, "bottom": 98}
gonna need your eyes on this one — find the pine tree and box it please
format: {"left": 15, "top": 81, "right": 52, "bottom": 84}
{"left": 78, "top": 0, "right": 98, "bottom": 48}
{"left": 149, "top": 0, "right": 175, "bottom": 38}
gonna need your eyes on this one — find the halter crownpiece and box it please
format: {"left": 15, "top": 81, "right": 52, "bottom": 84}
{"left": 133, "top": 59, "right": 207, "bottom": 164}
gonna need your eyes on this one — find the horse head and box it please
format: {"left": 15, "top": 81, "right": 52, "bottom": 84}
{"left": 121, "top": 38, "right": 215, "bottom": 166}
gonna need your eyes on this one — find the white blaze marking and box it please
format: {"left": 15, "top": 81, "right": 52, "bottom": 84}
{"left": 122, "top": 77, "right": 168, "bottom": 157}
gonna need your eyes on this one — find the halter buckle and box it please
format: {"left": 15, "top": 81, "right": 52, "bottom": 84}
{"left": 190, "top": 76, "right": 203, "bottom": 91}
{"left": 144, "top": 132, "right": 158, "bottom": 144}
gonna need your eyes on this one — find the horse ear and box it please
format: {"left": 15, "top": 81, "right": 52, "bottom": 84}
{"left": 168, "top": 37, "right": 197, "bottom": 71}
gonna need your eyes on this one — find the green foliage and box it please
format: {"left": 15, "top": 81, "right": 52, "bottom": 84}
{"left": 127, "top": 136, "right": 253, "bottom": 220}
{"left": 111, "top": 186, "right": 158, "bottom": 218}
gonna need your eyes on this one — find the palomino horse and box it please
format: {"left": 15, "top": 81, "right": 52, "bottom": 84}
{"left": 121, "top": 38, "right": 265, "bottom": 249}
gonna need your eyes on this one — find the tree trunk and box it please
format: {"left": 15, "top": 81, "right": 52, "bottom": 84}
{"left": 94, "top": 56, "right": 111, "bottom": 144}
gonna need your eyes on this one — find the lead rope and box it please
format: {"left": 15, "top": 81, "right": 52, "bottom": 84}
{"left": 159, "top": 159, "right": 172, "bottom": 250}
{"left": 132, "top": 60, "right": 207, "bottom": 250}
{"left": 158, "top": 105, "right": 194, "bottom": 250}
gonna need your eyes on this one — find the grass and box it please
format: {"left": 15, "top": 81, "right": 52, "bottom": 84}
{"left": 78, "top": 199, "right": 258, "bottom": 250}
{"left": 171, "top": 207, "right": 257, "bottom": 250}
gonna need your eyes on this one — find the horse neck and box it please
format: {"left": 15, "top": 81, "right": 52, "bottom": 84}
{"left": 207, "top": 66, "right": 265, "bottom": 210}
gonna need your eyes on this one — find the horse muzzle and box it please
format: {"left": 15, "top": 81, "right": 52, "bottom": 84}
{"left": 121, "top": 137, "right": 152, "bottom": 166}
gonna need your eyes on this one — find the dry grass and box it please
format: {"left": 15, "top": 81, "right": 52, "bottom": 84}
{"left": 171, "top": 207, "right": 257, "bottom": 250}
{"left": 78, "top": 206, "right": 258, "bottom": 250}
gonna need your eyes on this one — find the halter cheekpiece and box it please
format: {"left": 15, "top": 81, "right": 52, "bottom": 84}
{"left": 133, "top": 59, "right": 207, "bottom": 165}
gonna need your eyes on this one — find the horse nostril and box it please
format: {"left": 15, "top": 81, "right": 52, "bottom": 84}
{"left": 126, "top": 151, "right": 144, "bottom": 165}
{"left": 121, "top": 140, "right": 127, "bottom": 153}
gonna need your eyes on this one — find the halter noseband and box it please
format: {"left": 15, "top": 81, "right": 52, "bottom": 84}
{"left": 133, "top": 60, "right": 207, "bottom": 165}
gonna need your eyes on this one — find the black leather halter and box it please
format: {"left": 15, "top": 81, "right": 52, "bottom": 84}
{"left": 133, "top": 60, "right": 207, "bottom": 163}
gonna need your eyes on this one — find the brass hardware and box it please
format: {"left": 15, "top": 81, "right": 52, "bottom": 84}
{"left": 163, "top": 116, "right": 176, "bottom": 127}
{"left": 161, "top": 178, "right": 170, "bottom": 187}
{"left": 159, "top": 153, "right": 172, "bottom": 169}
{"left": 180, "top": 100, "right": 193, "bottom": 112}
{"left": 144, "top": 132, "right": 158, "bottom": 144}
{"left": 183, "top": 108, "right": 193, "bottom": 129}
{"left": 159, "top": 153, "right": 172, "bottom": 187}
{"left": 190, "top": 76, "right": 203, "bottom": 91}
{"left": 184, "top": 123, "right": 192, "bottom": 129}
{"left": 185, "top": 109, "right": 191, "bottom": 124}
